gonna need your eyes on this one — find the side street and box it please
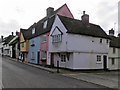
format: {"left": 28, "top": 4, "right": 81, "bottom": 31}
{"left": 0, "top": 2, "right": 120, "bottom": 89}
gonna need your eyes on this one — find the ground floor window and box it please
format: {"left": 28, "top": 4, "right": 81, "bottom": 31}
{"left": 111, "top": 58, "right": 115, "bottom": 65}
{"left": 61, "top": 54, "right": 66, "bottom": 62}
{"left": 42, "top": 50, "right": 47, "bottom": 60}
{"left": 31, "top": 52, "right": 35, "bottom": 60}
{"left": 97, "top": 55, "right": 101, "bottom": 62}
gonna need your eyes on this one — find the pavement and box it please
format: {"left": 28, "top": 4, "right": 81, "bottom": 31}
{"left": 3, "top": 56, "right": 120, "bottom": 89}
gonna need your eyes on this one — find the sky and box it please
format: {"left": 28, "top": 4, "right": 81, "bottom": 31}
{"left": 0, "top": 0, "right": 119, "bottom": 37}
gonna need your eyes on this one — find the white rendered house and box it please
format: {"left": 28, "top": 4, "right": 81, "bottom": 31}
{"left": 108, "top": 29, "right": 120, "bottom": 70}
{"left": 48, "top": 13, "right": 110, "bottom": 70}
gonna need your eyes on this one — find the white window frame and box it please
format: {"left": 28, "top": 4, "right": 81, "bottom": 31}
{"left": 42, "top": 50, "right": 47, "bottom": 60}
{"left": 31, "top": 52, "right": 35, "bottom": 60}
{"left": 42, "top": 35, "right": 47, "bottom": 43}
{"left": 43, "top": 20, "right": 48, "bottom": 29}
{"left": 96, "top": 55, "right": 102, "bottom": 63}
{"left": 61, "top": 54, "right": 66, "bottom": 62}
{"left": 52, "top": 34, "right": 62, "bottom": 43}
{"left": 32, "top": 28, "right": 35, "bottom": 34}
{"left": 111, "top": 58, "right": 115, "bottom": 65}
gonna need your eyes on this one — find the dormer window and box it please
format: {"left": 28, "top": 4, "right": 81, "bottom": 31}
{"left": 32, "top": 28, "right": 35, "bottom": 34}
{"left": 43, "top": 20, "right": 48, "bottom": 29}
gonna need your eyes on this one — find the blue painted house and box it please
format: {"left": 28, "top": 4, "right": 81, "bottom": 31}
{"left": 28, "top": 36, "right": 40, "bottom": 64}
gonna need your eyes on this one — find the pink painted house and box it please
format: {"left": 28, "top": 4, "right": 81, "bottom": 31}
{"left": 39, "top": 4, "right": 74, "bottom": 65}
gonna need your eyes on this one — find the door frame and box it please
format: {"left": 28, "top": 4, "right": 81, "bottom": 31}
{"left": 37, "top": 51, "right": 40, "bottom": 64}
{"left": 103, "top": 55, "right": 108, "bottom": 70}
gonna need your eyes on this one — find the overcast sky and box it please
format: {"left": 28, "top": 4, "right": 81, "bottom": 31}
{"left": 0, "top": 0, "right": 119, "bottom": 37}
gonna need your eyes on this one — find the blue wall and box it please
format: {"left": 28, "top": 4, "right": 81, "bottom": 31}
{"left": 28, "top": 36, "right": 40, "bottom": 64}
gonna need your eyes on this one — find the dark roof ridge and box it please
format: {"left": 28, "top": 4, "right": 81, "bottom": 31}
{"left": 58, "top": 14, "right": 102, "bottom": 27}
{"left": 57, "top": 15, "right": 109, "bottom": 39}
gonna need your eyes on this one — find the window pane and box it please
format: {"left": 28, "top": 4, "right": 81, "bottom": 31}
{"left": 42, "top": 35, "right": 46, "bottom": 42}
{"left": 112, "top": 58, "right": 115, "bottom": 65}
{"left": 42, "top": 51, "right": 46, "bottom": 59}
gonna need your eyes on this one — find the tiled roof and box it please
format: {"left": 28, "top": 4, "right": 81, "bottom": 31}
{"left": 20, "top": 29, "right": 29, "bottom": 40}
{"left": 3, "top": 35, "right": 15, "bottom": 45}
{"left": 58, "top": 15, "right": 110, "bottom": 39}
{"left": 109, "top": 36, "right": 120, "bottom": 48}
{"left": 27, "top": 15, "right": 55, "bottom": 40}
{"left": 21, "top": 4, "right": 66, "bottom": 40}
{"left": 9, "top": 36, "right": 19, "bottom": 46}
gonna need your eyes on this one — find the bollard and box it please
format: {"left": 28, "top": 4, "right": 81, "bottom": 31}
{"left": 57, "top": 61, "right": 59, "bottom": 73}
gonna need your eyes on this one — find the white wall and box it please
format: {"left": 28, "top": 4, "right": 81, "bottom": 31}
{"left": 67, "top": 34, "right": 109, "bottom": 53}
{"left": 49, "top": 15, "right": 109, "bottom": 69}
{"left": 53, "top": 53, "right": 73, "bottom": 69}
{"left": 108, "top": 47, "right": 120, "bottom": 70}
{"left": 72, "top": 52, "right": 108, "bottom": 69}
{"left": 49, "top": 15, "right": 68, "bottom": 53}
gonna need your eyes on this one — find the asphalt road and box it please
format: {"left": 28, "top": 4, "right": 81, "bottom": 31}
{"left": 2, "top": 56, "right": 111, "bottom": 88}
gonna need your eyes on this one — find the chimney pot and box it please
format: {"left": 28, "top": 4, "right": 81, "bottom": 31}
{"left": 83, "top": 11, "right": 85, "bottom": 15}
{"left": 12, "top": 32, "right": 14, "bottom": 36}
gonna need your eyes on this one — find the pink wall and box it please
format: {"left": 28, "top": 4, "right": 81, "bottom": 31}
{"left": 57, "top": 4, "right": 74, "bottom": 19}
{"left": 40, "top": 32, "right": 49, "bottom": 64}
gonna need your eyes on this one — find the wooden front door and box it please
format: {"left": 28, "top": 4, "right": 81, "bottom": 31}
{"left": 37, "top": 51, "right": 40, "bottom": 64}
{"left": 51, "top": 53, "right": 54, "bottom": 66}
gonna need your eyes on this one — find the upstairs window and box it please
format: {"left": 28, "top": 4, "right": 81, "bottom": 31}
{"left": 106, "top": 39, "right": 109, "bottom": 44}
{"left": 113, "top": 48, "right": 116, "bottom": 54}
{"left": 32, "top": 28, "right": 35, "bottom": 34}
{"left": 42, "top": 35, "right": 47, "bottom": 43}
{"left": 111, "top": 58, "right": 115, "bottom": 65}
{"left": 52, "top": 34, "right": 62, "bottom": 43}
{"left": 100, "top": 39, "right": 102, "bottom": 43}
{"left": 22, "top": 43, "right": 24, "bottom": 47}
{"left": 43, "top": 20, "right": 48, "bottom": 29}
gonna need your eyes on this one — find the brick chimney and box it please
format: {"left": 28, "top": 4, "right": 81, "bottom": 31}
{"left": 46, "top": 7, "right": 54, "bottom": 16}
{"left": 109, "top": 28, "right": 114, "bottom": 36}
{"left": 81, "top": 11, "right": 89, "bottom": 25}
{"left": 16, "top": 31, "right": 19, "bottom": 36}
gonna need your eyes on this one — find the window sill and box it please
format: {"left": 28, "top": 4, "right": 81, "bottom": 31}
{"left": 52, "top": 41, "right": 62, "bottom": 43}
{"left": 42, "top": 41, "right": 47, "bottom": 44}
{"left": 96, "top": 62, "right": 102, "bottom": 64}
